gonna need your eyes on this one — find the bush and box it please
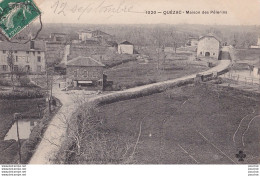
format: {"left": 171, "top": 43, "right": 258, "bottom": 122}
{"left": 0, "top": 90, "right": 45, "bottom": 99}
{"left": 0, "top": 79, "right": 11, "bottom": 86}
{"left": 19, "top": 77, "right": 30, "bottom": 87}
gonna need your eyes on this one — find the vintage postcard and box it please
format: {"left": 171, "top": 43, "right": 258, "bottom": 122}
{"left": 0, "top": 0, "right": 260, "bottom": 174}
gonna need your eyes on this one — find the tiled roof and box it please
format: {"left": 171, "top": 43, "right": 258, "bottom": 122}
{"left": 51, "top": 33, "right": 67, "bottom": 35}
{"left": 78, "top": 30, "right": 92, "bottom": 33}
{"left": 67, "top": 56, "right": 105, "bottom": 67}
{"left": 199, "top": 33, "right": 221, "bottom": 42}
{"left": 120, "top": 41, "right": 133, "bottom": 45}
{"left": 0, "top": 40, "right": 45, "bottom": 51}
{"left": 106, "top": 41, "right": 118, "bottom": 47}
{"left": 92, "top": 30, "right": 111, "bottom": 37}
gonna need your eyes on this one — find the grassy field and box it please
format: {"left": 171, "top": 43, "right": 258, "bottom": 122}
{"left": 0, "top": 98, "right": 45, "bottom": 164}
{"left": 93, "top": 84, "right": 260, "bottom": 164}
{"left": 104, "top": 52, "right": 208, "bottom": 90}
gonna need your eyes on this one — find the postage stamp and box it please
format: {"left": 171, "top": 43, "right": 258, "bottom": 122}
{"left": 0, "top": 0, "right": 41, "bottom": 39}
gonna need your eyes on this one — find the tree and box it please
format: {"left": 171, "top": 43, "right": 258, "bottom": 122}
{"left": 151, "top": 27, "right": 166, "bottom": 71}
{"left": 7, "top": 50, "right": 15, "bottom": 90}
{"left": 46, "top": 67, "right": 54, "bottom": 113}
{"left": 170, "top": 30, "right": 179, "bottom": 54}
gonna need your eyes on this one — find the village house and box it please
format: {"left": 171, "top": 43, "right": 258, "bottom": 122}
{"left": 250, "top": 36, "right": 260, "bottom": 49}
{"left": 78, "top": 30, "right": 113, "bottom": 44}
{"left": 66, "top": 56, "right": 105, "bottom": 90}
{"left": 197, "top": 33, "right": 221, "bottom": 59}
{"left": 50, "top": 33, "right": 68, "bottom": 42}
{"left": 0, "top": 40, "right": 46, "bottom": 74}
{"left": 118, "top": 41, "right": 134, "bottom": 54}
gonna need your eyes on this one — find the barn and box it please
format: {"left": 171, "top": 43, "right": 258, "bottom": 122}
{"left": 118, "top": 41, "right": 134, "bottom": 54}
{"left": 197, "top": 34, "right": 221, "bottom": 59}
{"left": 66, "top": 56, "right": 105, "bottom": 90}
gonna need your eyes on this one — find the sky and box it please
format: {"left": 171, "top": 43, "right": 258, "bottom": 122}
{"left": 34, "top": 0, "right": 260, "bottom": 25}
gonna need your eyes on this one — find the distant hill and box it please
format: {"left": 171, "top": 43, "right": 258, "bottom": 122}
{"left": 13, "top": 23, "right": 260, "bottom": 48}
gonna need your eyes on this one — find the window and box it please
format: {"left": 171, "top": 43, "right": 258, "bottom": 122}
{"left": 74, "top": 70, "right": 77, "bottom": 77}
{"left": 92, "top": 71, "right": 98, "bottom": 78}
{"left": 26, "top": 51, "right": 29, "bottom": 54}
{"left": 14, "top": 50, "right": 17, "bottom": 53}
{"left": 37, "top": 66, "right": 41, "bottom": 72}
{"left": 2, "top": 65, "right": 7, "bottom": 71}
{"left": 16, "top": 56, "right": 18, "bottom": 62}
{"left": 37, "top": 56, "right": 41, "bottom": 62}
{"left": 26, "top": 57, "right": 29, "bottom": 63}
{"left": 25, "top": 65, "right": 30, "bottom": 72}
{"left": 37, "top": 51, "right": 41, "bottom": 54}
{"left": 33, "top": 51, "right": 35, "bottom": 55}
{"left": 213, "top": 53, "right": 215, "bottom": 55}
{"left": 83, "top": 70, "right": 88, "bottom": 77}
{"left": 3, "top": 50, "right": 6, "bottom": 54}
{"left": 200, "top": 52, "right": 202, "bottom": 55}
{"left": 14, "top": 65, "right": 18, "bottom": 72}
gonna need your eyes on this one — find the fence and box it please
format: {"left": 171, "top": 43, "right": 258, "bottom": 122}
{"left": 222, "top": 72, "right": 260, "bottom": 85}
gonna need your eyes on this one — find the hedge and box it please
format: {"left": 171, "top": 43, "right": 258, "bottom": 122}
{"left": 20, "top": 97, "right": 61, "bottom": 164}
{"left": 0, "top": 90, "right": 45, "bottom": 100}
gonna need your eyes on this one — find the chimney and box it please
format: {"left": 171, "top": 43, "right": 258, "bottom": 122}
{"left": 30, "top": 40, "right": 35, "bottom": 50}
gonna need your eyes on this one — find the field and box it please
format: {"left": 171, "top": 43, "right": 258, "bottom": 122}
{"left": 94, "top": 84, "right": 260, "bottom": 164}
{"left": 104, "top": 52, "right": 208, "bottom": 90}
{"left": 0, "top": 98, "right": 45, "bottom": 164}
{"left": 234, "top": 49, "right": 260, "bottom": 69}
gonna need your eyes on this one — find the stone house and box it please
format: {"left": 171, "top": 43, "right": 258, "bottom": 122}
{"left": 0, "top": 40, "right": 46, "bottom": 74}
{"left": 66, "top": 56, "right": 105, "bottom": 90}
{"left": 197, "top": 34, "right": 220, "bottom": 59}
{"left": 118, "top": 41, "right": 134, "bottom": 54}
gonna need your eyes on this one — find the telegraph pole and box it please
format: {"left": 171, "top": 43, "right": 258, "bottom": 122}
{"left": 259, "top": 56, "right": 260, "bottom": 89}
{"left": 14, "top": 113, "right": 21, "bottom": 164}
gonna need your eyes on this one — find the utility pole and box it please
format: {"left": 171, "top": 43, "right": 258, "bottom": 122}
{"left": 14, "top": 113, "right": 21, "bottom": 164}
{"left": 259, "top": 56, "right": 260, "bottom": 89}
{"left": 46, "top": 66, "right": 51, "bottom": 113}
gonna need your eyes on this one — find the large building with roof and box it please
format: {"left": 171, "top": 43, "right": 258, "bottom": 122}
{"left": 0, "top": 40, "right": 46, "bottom": 74}
{"left": 197, "top": 34, "right": 221, "bottom": 59}
{"left": 66, "top": 56, "right": 105, "bottom": 90}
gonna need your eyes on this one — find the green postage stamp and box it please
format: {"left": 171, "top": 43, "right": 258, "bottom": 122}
{"left": 0, "top": 0, "right": 41, "bottom": 39}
